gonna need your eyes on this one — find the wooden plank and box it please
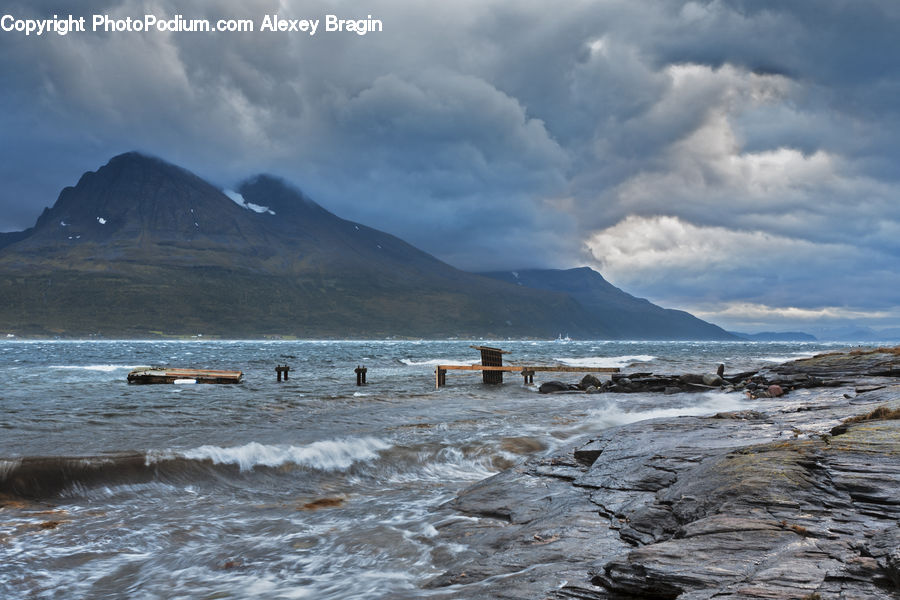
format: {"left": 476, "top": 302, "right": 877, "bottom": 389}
{"left": 127, "top": 368, "right": 244, "bottom": 384}
{"left": 436, "top": 365, "right": 619, "bottom": 373}
{"left": 469, "top": 345, "right": 511, "bottom": 354}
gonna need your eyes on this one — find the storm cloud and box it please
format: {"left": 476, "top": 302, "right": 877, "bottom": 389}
{"left": 1, "top": 0, "right": 899, "bottom": 334}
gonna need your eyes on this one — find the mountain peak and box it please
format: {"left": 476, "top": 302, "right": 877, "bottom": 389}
{"left": 236, "top": 174, "right": 325, "bottom": 218}
{"left": 23, "top": 151, "right": 248, "bottom": 250}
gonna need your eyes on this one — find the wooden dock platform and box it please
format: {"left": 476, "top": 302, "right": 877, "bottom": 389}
{"left": 434, "top": 364, "right": 619, "bottom": 388}
{"left": 433, "top": 345, "right": 619, "bottom": 388}
{"left": 127, "top": 368, "right": 244, "bottom": 385}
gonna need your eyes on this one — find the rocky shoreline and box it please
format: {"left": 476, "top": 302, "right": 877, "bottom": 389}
{"left": 427, "top": 348, "right": 900, "bottom": 599}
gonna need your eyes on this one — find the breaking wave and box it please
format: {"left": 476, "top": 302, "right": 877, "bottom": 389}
{"left": 759, "top": 351, "right": 819, "bottom": 363}
{"left": 399, "top": 358, "right": 477, "bottom": 366}
{"left": 178, "top": 438, "right": 391, "bottom": 472}
{"left": 50, "top": 365, "right": 142, "bottom": 372}
{"left": 0, "top": 438, "right": 392, "bottom": 499}
{"left": 556, "top": 355, "right": 656, "bottom": 369}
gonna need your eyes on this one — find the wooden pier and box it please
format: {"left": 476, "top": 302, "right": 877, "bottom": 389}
{"left": 434, "top": 346, "right": 618, "bottom": 388}
{"left": 127, "top": 368, "right": 244, "bottom": 384}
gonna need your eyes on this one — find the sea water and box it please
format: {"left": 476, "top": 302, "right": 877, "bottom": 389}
{"left": 0, "top": 339, "right": 853, "bottom": 598}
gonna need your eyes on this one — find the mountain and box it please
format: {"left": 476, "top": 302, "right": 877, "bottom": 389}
{"left": 809, "top": 326, "right": 900, "bottom": 342}
{"left": 0, "top": 152, "right": 607, "bottom": 338}
{"left": 0, "top": 152, "right": 735, "bottom": 339}
{"left": 480, "top": 268, "right": 737, "bottom": 340}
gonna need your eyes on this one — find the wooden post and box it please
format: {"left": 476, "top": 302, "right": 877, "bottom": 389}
{"left": 276, "top": 365, "right": 290, "bottom": 382}
{"left": 521, "top": 369, "right": 535, "bottom": 385}
{"left": 355, "top": 366, "right": 367, "bottom": 386}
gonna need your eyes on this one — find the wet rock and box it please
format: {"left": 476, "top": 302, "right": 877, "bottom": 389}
{"left": 539, "top": 380, "right": 569, "bottom": 394}
{"left": 711, "top": 410, "right": 769, "bottom": 420}
{"left": 574, "top": 439, "right": 606, "bottom": 466}
{"left": 580, "top": 374, "right": 602, "bottom": 389}
{"left": 768, "top": 383, "right": 785, "bottom": 397}
{"left": 430, "top": 348, "right": 900, "bottom": 599}
{"left": 703, "top": 373, "right": 724, "bottom": 386}
{"left": 678, "top": 373, "right": 705, "bottom": 385}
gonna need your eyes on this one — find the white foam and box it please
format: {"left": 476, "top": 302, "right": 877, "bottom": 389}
{"left": 0, "top": 458, "right": 23, "bottom": 479}
{"left": 97, "top": 217, "right": 107, "bottom": 225}
{"left": 584, "top": 392, "right": 754, "bottom": 429}
{"left": 759, "top": 351, "right": 819, "bottom": 363}
{"left": 400, "top": 358, "right": 478, "bottom": 367}
{"left": 179, "top": 438, "right": 392, "bottom": 472}
{"left": 387, "top": 447, "right": 497, "bottom": 484}
{"left": 555, "top": 355, "right": 656, "bottom": 369}
{"left": 50, "top": 364, "right": 141, "bottom": 372}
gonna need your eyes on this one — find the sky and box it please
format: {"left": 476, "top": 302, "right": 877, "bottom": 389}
{"left": 1, "top": 0, "right": 899, "bottom": 336}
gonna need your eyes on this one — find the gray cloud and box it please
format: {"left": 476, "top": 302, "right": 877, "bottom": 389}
{"left": 1, "top": 0, "right": 899, "bottom": 331}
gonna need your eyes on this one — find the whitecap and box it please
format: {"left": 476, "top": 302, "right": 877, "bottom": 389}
{"left": 399, "top": 358, "right": 477, "bottom": 367}
{"left": 555, "top": 355, "right": 656, "bottom": 369}
{"left": 50, "top": 364, "right": 142, "bottom": 372}
{"left": 179, "top": 438, "right": 392, "bottom": 472}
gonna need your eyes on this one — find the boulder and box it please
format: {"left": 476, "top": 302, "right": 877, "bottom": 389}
{"left": 702, "top": 373, "right": 724, "bottom": 386}
{"left": 580, "top": 374, "right": 603, "bottom": 389}
{"left": 538, "top": 381, "right": 569, "bottom": 394}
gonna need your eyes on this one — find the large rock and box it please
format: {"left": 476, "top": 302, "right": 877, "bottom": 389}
{"left": 539, "top": 380, "right": 572, "bottom": 393}
{"left": 427, "top": 349, "right": 900, "bottom": 599}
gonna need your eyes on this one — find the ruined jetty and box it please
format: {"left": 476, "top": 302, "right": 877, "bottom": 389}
{"left": 126, "top": 368, "right": 243, "bottom": 384}
{"left": 435, "top": 345, "right": 619, "bottom": 388}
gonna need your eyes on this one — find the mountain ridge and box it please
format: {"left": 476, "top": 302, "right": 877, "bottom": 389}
{"left": 0, "top": 152, "right": 731, "bottom": 339}
{"left": 480, "top": 268, "right": 736, "bottom": 340}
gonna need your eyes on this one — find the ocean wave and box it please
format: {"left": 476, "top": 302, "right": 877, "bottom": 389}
{"left": 759, "top": 351, "right": 819, "bottom": 363}
{"left": 50, "top": 364, "right": 143, "bottom": 372}
{"left": 178, "top": 438, "right": 392, "bottom": 472}
{"left": 555, "top": 355, "right": 656, "bottom": 369}
{"left": 1, "top": 438, "right": 392, "bottom": 499}
{"left": 399, "top": 358, "right": 478, "bottom": 367}
{"left": 582, "top": 391, "right": 752, "bottom": 429}
{"left": 384, "top": 447, "right": 498, "bottom": 485}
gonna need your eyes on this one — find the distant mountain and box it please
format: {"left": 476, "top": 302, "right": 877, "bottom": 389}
{"left": 0, "top": 152, "right": 736, "bottom": 339}
{"left": 480, "top": 268, "right": 737, "bottom": 340}
{"left": 0, "top": 152, "right": 608, "bottom": 338}
{"left": 0, "top": 229, "right": 32, "bottom": 251}
{"left": 730, "top": 331, "right": 817, "bottom": 342}
{"left": 810, "top": 327, "right": 900, "bottom": 342}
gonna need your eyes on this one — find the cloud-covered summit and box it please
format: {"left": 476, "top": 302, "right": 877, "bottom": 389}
{"left": 1, "top": 0, "right": 898, "bottom": 333}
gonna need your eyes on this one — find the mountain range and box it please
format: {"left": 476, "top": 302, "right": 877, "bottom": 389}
{"left": 0, "top": 152, "right": 735, "bottom": 339}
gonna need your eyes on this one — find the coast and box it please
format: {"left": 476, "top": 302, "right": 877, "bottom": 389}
{"left": 428, "top": 348, "right": 900, "bottom": 598}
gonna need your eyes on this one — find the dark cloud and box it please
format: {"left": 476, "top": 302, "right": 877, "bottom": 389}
{"left": 1, "top": 0, "right": 899, "bottom": 331}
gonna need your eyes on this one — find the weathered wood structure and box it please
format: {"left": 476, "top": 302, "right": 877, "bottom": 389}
{"left": 275, "top": 365, "right": 291, "bottom": 382}
{"left": 471, "top": 345, "right": 509, "bottom": 384}
{"left": 127, "top": 368, "right": 244, "bottom": 384}
{"left": 434, "top": 347, "right": 619, "bottom": 388}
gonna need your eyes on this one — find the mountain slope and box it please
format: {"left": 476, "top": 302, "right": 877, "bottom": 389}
{"left": 481, "top": 268, "right": 737, "bottom": 340}
{"left": 0, "top": 153, "right": 607, "bottom": 338}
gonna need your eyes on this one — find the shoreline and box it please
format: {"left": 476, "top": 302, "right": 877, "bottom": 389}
{"left": 427, "top": 348, "right": 900, "bottom": 598}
